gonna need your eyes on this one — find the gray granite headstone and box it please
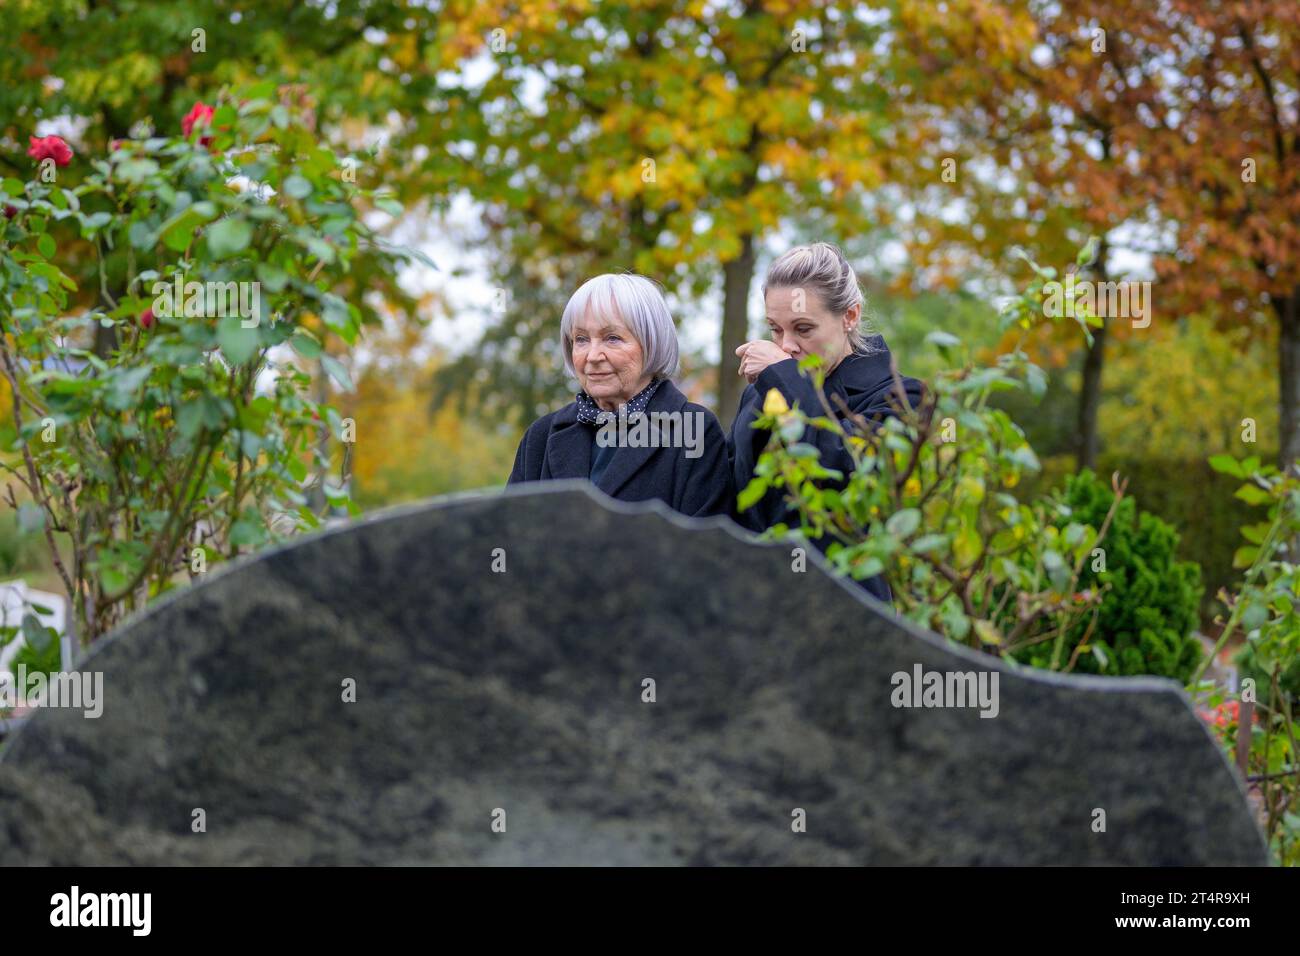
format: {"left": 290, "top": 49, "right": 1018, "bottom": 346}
{"left": 0, "top": 481, "right": 1268, "bottom": 864}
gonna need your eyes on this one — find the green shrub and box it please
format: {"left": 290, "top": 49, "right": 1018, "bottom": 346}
{"left": 741, "top": 247, "right": 1117, "bottom": 663}
{"left": 1, "top": 86, "right": 420, "bottom": 644}
{"left": 1011, "top": 468, "right": 1204, "bottom": 680}
{"left": 1234, "top": 640, "right": 1300, "bottom": 707}
{"left": 1101, "top": 456, "right": 1263, "bottom": 622}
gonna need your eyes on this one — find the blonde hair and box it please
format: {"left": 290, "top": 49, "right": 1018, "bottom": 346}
{"left": 763, "top": 242, "right": 874, "bottom": 354}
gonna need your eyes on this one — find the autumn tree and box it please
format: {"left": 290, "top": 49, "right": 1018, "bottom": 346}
{"left": 896, "top": 1, "right": 1300, "bottom": 469}
{"left": 886, "top": 2, "right": 1182, "bottom": 469}
{"left": 418, "top": 0, "right": 910, "bottom": 423}
{"left": 1, "top": 0, "right": 435, "bottom": 355}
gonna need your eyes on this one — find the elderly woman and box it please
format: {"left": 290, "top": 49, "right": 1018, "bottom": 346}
{"left": 508, "top": 273, "right": 733, "bottom": 518}
{"left": 728, "top": 242, "right": 926, "bottom": 603}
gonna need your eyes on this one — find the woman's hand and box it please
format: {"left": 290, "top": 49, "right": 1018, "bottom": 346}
{"left": 735, "top": 340, "right": 790, "bottom": 384}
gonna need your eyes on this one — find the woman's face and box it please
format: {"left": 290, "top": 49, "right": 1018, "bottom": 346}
{"left": 571, "top": 310, "right": 650, "bottom": 410}
{"left": 764, "top": 286, "right": 858, "bottom": 371}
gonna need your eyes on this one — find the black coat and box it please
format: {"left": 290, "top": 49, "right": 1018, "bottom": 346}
{"left": 727, "top": 335, "right": 926, "bottom": 604}
{"left": 508, "top": 378, "right": 734, "bottom": 519}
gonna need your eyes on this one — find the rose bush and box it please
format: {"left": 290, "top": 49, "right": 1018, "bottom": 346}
{"left": 743, "top": 243, "right": 1299, "bottom": 863}
{"left": 739, "top": 246, "right": 1117, "bottom": 663}
{"left": 1195, "top": 453, "right": 1300, "bottom": 865}
{"left": 0, "top": 83, "right": 425, "bottom": 650}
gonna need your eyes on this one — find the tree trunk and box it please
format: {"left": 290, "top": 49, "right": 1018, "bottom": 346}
{"left": 719, "top": 233, "right": 755, "bottom": 426}
{"left": 93, "top": 321, "right": 119, "bottom": 360}
{"left": 1074, "top": 242, "right": 1110, "bottom": 471}
{"left": 1276, "top": 285, "right": 1300, "bottom": 472}
{"left": 1075, "top": 318, "right": 1107, "bottom": 471}
{"left": 308, "top": 356, "right": 330, "bottom": 514}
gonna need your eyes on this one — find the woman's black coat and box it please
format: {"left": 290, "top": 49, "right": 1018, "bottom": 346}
{"left": 508, "top": 378, "right": 734, "bottom": 519}
{"left": 727, "top": 335, "right": 926, "bottom": 604}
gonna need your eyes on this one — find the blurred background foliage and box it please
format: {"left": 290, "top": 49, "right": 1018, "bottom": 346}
{"left": 2, "top": 0, "right": 1297, "bottom": 640}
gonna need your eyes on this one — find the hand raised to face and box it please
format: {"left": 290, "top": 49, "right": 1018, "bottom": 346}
{"left": 735, "top": 339, "right": 790, "bottom": 384}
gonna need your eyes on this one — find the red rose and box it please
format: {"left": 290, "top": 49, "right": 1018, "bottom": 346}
{"left": 27, "top": 135, "right": 73, "bottom": 167}
{"left": 182, "top": 102, "right": 216, "bottom": 146}
{"left": 139, "top": 308, "right": 155, "bottom": 329}
{"left": 2, "top": 205, "right": 16, "bottom": 219}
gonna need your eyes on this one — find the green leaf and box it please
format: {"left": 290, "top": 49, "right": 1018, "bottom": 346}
{"left": 289, "top": 329, "right": 323, "bottom": 359}
{"left": 1240, "top": 522, "right": 1271, "bottom": 545}
{"left": 850, "top": 557, "right": 884, "bottom": 580}
{"left": 1043, "top": 549, "right": 1070, "bottom": 591}
{"left": 974, "top": 620, "right": 1002, "bottom": 645}
{"left": 302, "top": 236, "right": 336, "bottom": 264}
{"left": 283, "top": 175, "right": 313, "bottom": 199}
{"left": 778, "top": 417, "right": 805, "bottom": 444}
{"left": 1234, "top": 484, "right": 1271, "bottom": 506}
{"left": 256, "top": 262, "right": 289, "bottom": 292}
{"left": 909, "top": 533, "right": 947, "bottom": 554}
{"left": 885, "top": 508, "right": 921, "bottom": 538}
{"left": 1240, "top": 601, "right": 1269, "bottom": 631}
{"left": 97, "top": 561, "right": 133, "bottom": 598}
{"left": 785, "top": 443, "right": 821, "bottom": 460}
{"left": 320, "top": 294, "right": 352, "bottom": 335}
{"left": 115, "top": 158, "right": 160, "bottom": 183}
{"left": 176, "top": 401, "right": 205, "bottom": 438}
{"left": 1208, "top": 454, "right": 1243, "bottom": 478}
{"left": 206, "top": 217, "right": 253, "bottom": 258}
{"left": 320, "top": 354, "right": 353, "bottom": 392}
{"left": 36, "top": 232, "right": 56, "bottom": 259}
{"left": 1232, "top": 545, "right": 1259, "bottom": 569}
{"left": 217, "top": 315, "right": 259, "bottom": 366}
{"left": 128, "top": 220, "right": 155, "bottom": 250}
{"left": 161, "top": 208, "right": 203, "bottom": 251}
{"left": 28, "top": 261, "right": 77, "bottom": 290}
{"left": 80, "top": 211, "right": 113, "bottom": 234}
{"left": 107, "top": 366, "right": 151, "bottom": 411}
{"left": 20, "top": 613, "right": 53, "bottom": 653}
{"left": 737, "top": 476, "right": 770, "bottom": 511}
{"left": 1075, "top": 236, "right": 1100, "bottom": 266}
{"left": 953, "top": 525, "right": 981, "bottom": 567}
{"left": 229, "top": 517, "right": 267, "bottom": 548}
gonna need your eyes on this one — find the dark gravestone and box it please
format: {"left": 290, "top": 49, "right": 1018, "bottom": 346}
{"left": 0, "top": 481, "right": 1267, "bottom": 865}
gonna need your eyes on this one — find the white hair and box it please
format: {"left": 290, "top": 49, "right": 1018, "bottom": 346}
{"left": 559, "top": 273, "right": 680, "bottom": 380}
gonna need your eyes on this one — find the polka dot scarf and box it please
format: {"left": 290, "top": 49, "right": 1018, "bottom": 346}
{"left": 575, "top": 377, "right": 663, "bottom": 426}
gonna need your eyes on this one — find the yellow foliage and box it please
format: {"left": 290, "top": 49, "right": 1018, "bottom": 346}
{"left": 1097, "top": 314, "right": 1277, "bottom": 458}
{"left": 337, "top": 329, "right": 517, "bottom": 507}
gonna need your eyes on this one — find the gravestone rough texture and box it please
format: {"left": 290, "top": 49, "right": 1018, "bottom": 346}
{"left": 0, "top": 481, "right": 1268, "bottom": 865}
